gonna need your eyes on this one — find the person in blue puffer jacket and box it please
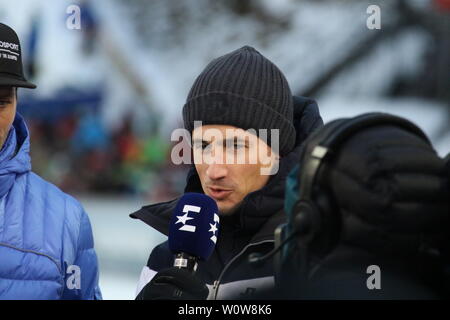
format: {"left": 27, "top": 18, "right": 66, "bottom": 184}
{"left": 0, "top": 23, "right": 101, "bottom": 300}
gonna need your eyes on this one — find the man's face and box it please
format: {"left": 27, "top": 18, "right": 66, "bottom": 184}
{"left": 0, "top": 87, "right": 16, "bottom": 150}
{"left": 192, "top": 124, "right": 279, "bottom": 215}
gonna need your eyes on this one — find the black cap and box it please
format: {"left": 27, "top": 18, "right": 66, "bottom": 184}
{"left": 0, "top": 23, "right": 36, "bottom": 89}
{"left": 183, "top": 46, "right": 295, "bottom": 156}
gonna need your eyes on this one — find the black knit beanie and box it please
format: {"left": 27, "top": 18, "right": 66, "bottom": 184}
{"left": 182, "top": 46, "right": 295, "bottom": 156}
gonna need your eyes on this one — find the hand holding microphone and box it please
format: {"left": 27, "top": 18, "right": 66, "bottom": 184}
{"left": 136, "top": 267, "right": 209, "bottom": 300}
{"left": 137, "top": 193, "right": 220, "bottom": 300}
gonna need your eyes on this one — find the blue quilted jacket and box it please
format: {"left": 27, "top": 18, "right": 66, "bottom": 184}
{"left": 0, "top": 114, "right": 102, "bottom": 300}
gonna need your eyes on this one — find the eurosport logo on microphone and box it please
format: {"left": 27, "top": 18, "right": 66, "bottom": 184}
{"left": 175, "top": 204, "right": 220, "bottom": 244}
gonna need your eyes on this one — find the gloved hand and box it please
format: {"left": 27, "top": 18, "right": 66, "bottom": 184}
{"left": 135, "top": 267, "right": 209, "bottom": 300}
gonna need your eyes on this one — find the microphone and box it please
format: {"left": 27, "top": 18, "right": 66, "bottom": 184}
{"left": 169, "top": 193, "right": 220, "bottom": 273}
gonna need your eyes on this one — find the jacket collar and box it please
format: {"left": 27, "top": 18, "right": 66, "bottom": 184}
{"left": 0, "top": 113, "right": 31, "bottom": 198}
{"left": 130, "top": 96, "right": 323, "bottom": 242}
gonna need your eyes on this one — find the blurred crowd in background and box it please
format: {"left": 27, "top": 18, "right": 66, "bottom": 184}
{"left": 20, "top": 90, "right": 184, "bottom": 200}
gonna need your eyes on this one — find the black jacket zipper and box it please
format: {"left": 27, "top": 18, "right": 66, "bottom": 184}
{"left": 211, "top": 239, "right": 274, "bottom": 300}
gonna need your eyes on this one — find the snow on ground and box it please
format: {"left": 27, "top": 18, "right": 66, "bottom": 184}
{"left": 78, "top": 195, "right": 167, "bottom": 300}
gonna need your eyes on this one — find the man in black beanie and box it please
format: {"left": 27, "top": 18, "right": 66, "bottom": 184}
{"left": 131, "top": 46, "right": 323, "bottom": 299}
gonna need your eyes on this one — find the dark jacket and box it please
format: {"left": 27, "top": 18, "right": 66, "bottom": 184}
{"left": 130, "top": 96, "right": 323, "bottom": 299}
